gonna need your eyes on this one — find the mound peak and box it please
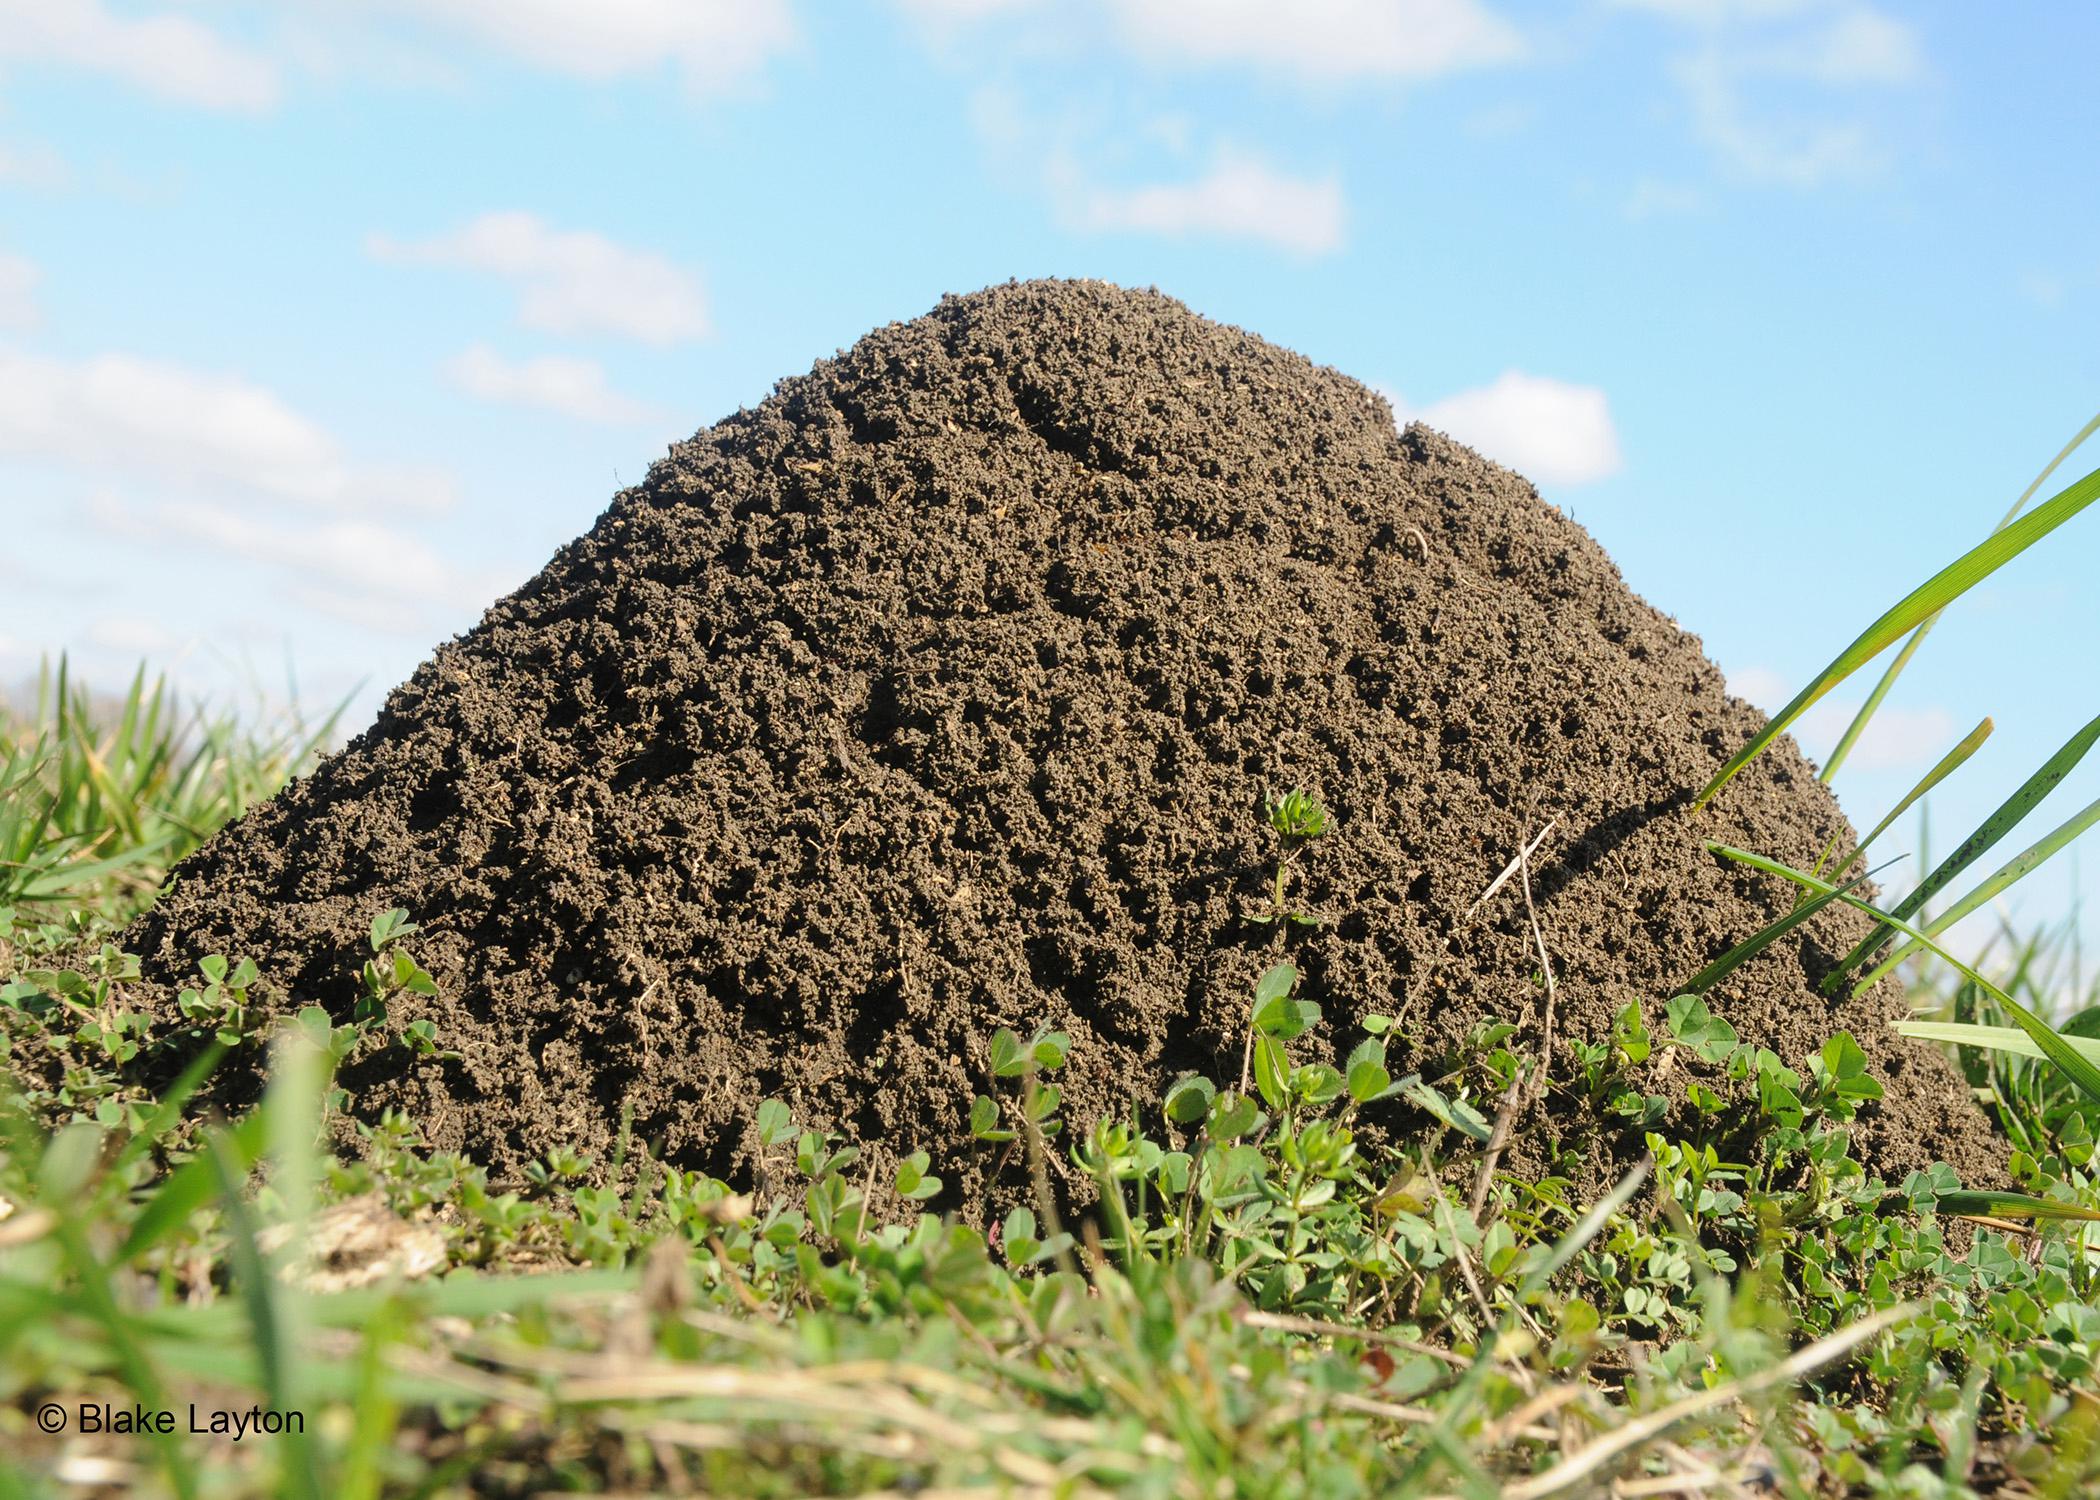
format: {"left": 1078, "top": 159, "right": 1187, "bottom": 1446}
{"left": 129, "top": 278, "right": 2001, "bottom": 1197}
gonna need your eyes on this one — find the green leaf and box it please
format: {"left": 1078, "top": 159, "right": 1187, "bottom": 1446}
{"left": 988, "top": 1027, "right": 1024, "bottom": 1078}
{"left": 1029, "top": 1028, "right": 1071, "bottom": 1071}
{"left": 1253, "top": 962, "right": 1297, "bottom": 1011}
{"left": 1208, "top": 1091, "right": 1260, "bottom": 1140}
{"left": 1697, "top": 460, "right": 2100, "bottom": 805}
{"left": 1252, "top": 1033, "right": 1290, "bottom": 1110}
{"left": 1345, "top": 1039, "right": 1392, "bottom": 1104}
{"left": 1663, "top": 994, "right": 1739, "bottom": 1065}
{"left": 1610, "top": 1000, "right": 1651, "bottom": 1065}
{"left": 967, "top": 1093, "right": 1010, "bottom": 1141}
{"left": 369, "top": 907, "right": 417, "bottom": 951}
{"left": 1163, "top": 1073, "right": 1216, "bottom": 1124}
{"left": 1294, "top": 1063, "right": 1344, "bottom": 1106}
{"left": 1822, "top": 1031, "right": 1869, "bottom": 1082}
{"left": 1399, "top": 1076, "right": 1493, "bottom": 1143}
{"left": 894, "top": 1150, "right": 941, "bottom": 1201}
{"left": 754, "top": 1098, "right": 794, "bottom": 1147}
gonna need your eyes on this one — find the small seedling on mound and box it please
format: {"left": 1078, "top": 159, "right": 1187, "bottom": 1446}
{"left": 1254, "top": 787, "right": 1330, "bottom": 928}
{"left": 355, "top": 906, "right": 437, "bottom": 1030}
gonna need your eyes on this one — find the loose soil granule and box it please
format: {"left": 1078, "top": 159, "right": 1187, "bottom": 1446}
{"left": 127, "top": 278, "right": 2004, "bottom": 1198}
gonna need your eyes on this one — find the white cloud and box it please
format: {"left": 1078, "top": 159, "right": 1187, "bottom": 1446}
{"left": 0, "top": 0, "right": 279, "bottom": 112}
{"left": 1618, "top": 1, "right": 1924, "bottom": 186}
{"left": 368, "top": 212, "right": 711, "bottom": 345}
{"left": 0, "top": 141, "right": 68, "bottom": 188}
{"left": 1105, "top": 0, "right": 1523, "bottom": 80}
{"left": 1390, "top": 372, "right": 1624, "bottom": 486}
{"left": 1064, "top": 149, "right": 1346, "bottom": 256}
{"left": 0, "top": 347, "right": 454, "bottom": 512}
{"left": 897, "top": 0, "right": 1037, "bottom": 19}
{"left": 1783, "top": 7, "right": 1921, "bottom": 82}
{"left": 1625, "top": 177, "right": 1707, "bottom": 219}
{"left": 445, "top": 345, "right": 664, "bottom": 426}
{"left": 84, "top": 614, "right": 185, "bottom": 657}
{"left": 87, "top": 494, "right": 495, "bottom": 631}
{"left": 359, "top": 0, "right": 795, "bottom": 89}
{"left": 1671, "top": 51, "right": 1881, "bottom": 186}
{"left": 0, "top": 254, "right": 37, "bottom": 329}
{"left": 2019, "top": 270, "right": 2068, "bottom": 310}
{"left": 1724, "top": 664, "right": 1957, "bottom": 771}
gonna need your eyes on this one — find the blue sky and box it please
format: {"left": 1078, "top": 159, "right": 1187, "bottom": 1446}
{"left": 2, "top": 1, "right": 2096, "bottom": 975}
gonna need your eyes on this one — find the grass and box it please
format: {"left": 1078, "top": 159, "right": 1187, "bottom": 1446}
{"left": 5, "top": 406, "right": 2100, "bottom": 1498}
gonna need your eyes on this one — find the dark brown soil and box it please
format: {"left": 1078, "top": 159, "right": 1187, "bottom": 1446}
{"left": 125, "top": 279, "right": 2002, "bottom": 1199}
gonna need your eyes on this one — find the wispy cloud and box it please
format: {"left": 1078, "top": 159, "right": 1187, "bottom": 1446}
{"left": 1617, "top": 0, "right": 1926, "bottom": 187}
{"left": 86, "top": 494, "right": 499, "bottom": 634}
{"left": 368, "top": 213, "right": 711, "bottom": 345}
{"left": 1389, "top": 372, "right": 1624, "bottom": 486}
{"left": 1104, "top": 0, "right": 1523, "bottom": 81}
{"left": 1060, "top": 148, "right": 1346, "bottom": 256}
{"left": 0, "top": 0, "right": 279, "bottom": 112}
{"left": 358, "top": 0, "right": 795, "bottom": 89}
{"left": 1726, "top": 663, "right": 1956, "bottom": 771}
{"left": 0, "top": 140, "right": 68, "bottom": 188}
{"left": 0, "top": 254, "right": 37, "bottom": 330}
{"left": 1624, "top": 177, "right": 1707, "bottom": 220}
{"left": 445, "top": 345, "right": 664, "bottom": 426}
{"left": 0, "top": 347, "right": 454, "bottom": 512}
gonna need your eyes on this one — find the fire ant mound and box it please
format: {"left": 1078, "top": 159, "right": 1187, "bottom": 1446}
{"left": 127, "top": 279, "right": 2002, "bottom": 1197}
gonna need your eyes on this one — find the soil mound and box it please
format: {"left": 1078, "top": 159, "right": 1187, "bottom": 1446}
{"left": 127, "top": 279, "right": 2001, "bottom": 1195}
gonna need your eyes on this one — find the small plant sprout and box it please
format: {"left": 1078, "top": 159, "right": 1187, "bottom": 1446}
{"left": 356, "top": 905, "right": 437, "bottom": 1029}
{"left": 1254, "top": 786, "right": 1331, "bottom": 927}
{"left": 970, "top": 1024, "right": 1070, "bottom": 1150}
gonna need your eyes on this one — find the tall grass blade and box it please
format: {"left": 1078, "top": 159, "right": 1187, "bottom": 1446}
{"left": 1892, "top": 1020, "right": 2100, "bottom": 1067}
{"left": 1821, "top": 409, "right": 2100, "bottom": 783}
{"left": 1823, "top": 717, "right": 1990, "bottom": 884}
{"left": 1933, "top": 1190, "right": 2100, "bottom": 1223}
{"left": 209, "top": 1130, "right": 323, "bottom": 1500}
{"left": 1856, "top": 793, "right": 2100, "bottom": 993}
{"left": 1679, "top": 860, "right": 1896, "bottom": 997}
{"left": 1709, "top": 842, "right": 2100, "bottom": 1108}
{"left": 1826, "top": 711, "right": 2100, "bottom": 989}
{"left": 1696, "top": 462, "right": 2100, "bottom": 807}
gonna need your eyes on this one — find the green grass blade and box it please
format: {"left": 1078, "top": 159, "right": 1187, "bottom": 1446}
{"left": 1857, "top": 793, "right": 2100, "bottom": 993}
{"left": 1822, "top": 410, "right": 2100, "bottom": 784}
{"left": 1679, "top": 859, "right": 1896, "bottom": 997}
{"left": 18, "top": 829, "right": 177, "bottom": 897}
{"left": 1891, "top": 1020, "right": 2100, "bottom": 1066}
{"left": 209, "top": 1129, "right": 323, "bottom": 1500}
{"left": 1710, "top": 842, "right": 2100, "bottom": 1107}
{"left": 1822, "top": 624, "right": 1936, "bottom": 786}
{"left": 1933, "top": 1190, "right": 2100, "bottom": 1223}
{"left": 1825, "top": 717, "right": 1991, "bottom": 885}
{"left": 103, "top": 1040, "right": 227, "bottom": 1197}
{"left": 1826, "top": 710, "right": 2100, "bottom": 989}
{"left": 118, "top": 1108, "right": 268, "bottom": 1265}
{"left": 1696, "top": 462, "right": 2100, "bottom": 807}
